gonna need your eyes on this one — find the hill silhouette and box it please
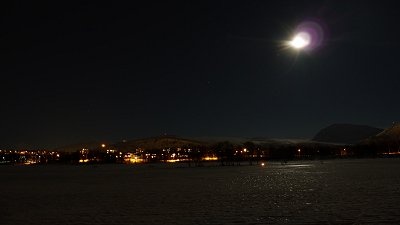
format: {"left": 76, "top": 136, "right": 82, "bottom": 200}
{"left": 313, "top": 124, "right": 383, "bottom": 144}
{"left": 376, "top": 122, "right": 400, "bottom": 138}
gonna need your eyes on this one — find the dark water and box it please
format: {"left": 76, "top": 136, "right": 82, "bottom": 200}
{"left": 1, "top": 159, "right": 400, "bottom": 224}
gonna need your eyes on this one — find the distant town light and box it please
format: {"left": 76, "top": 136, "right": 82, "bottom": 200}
{"left": 101, "top": 144, "right": 106, "bottom": 148}
{"left": 203, "top": 156, "right": 218, "bottom": 161}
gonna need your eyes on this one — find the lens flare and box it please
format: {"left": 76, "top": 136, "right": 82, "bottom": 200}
{"left": 285, "top": 19, "right": 326, "bottom": 52}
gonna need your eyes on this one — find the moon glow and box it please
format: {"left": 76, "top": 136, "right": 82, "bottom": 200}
{"left": 285, "top": 20, "right": 326, "bottom": 52}
{"left": 290, "top": 32, "right": 311, "bottom": 49}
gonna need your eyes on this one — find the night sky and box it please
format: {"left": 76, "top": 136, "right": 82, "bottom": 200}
{"left": 2, "top": 0, "right": 400, "bottom": 149}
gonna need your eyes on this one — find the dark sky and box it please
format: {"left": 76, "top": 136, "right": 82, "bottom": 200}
{"left": 2, "top": 0, "right": 400, "bottom": 148}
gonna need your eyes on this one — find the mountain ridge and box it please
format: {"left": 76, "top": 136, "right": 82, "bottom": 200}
{"left": 312, "top": 123, "right": 383, "bottom": 144}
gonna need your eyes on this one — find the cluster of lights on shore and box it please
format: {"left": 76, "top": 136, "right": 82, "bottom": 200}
{"left": 98, "top": 144, "right": 269, "bottom": 166}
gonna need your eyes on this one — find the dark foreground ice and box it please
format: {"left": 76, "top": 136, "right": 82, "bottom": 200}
{"left": 1, "top": 159, "right": 400, "bottom": 225}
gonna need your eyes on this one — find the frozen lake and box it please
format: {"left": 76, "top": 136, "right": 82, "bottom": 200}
{"left": 1, "top": 159, "right": 400, "bottom": 224}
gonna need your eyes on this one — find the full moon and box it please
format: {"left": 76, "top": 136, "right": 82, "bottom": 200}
{"left": 289, "top": 32, "right": 311, "bottom": 49}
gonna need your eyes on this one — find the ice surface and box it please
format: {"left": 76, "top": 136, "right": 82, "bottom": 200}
{"left": 1, "top": 159, "right": 400, "bottom": 224}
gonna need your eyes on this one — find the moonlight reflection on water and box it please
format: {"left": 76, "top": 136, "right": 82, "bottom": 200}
{"left": 1, "top": 159, "right": 400, "bottom": 225}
